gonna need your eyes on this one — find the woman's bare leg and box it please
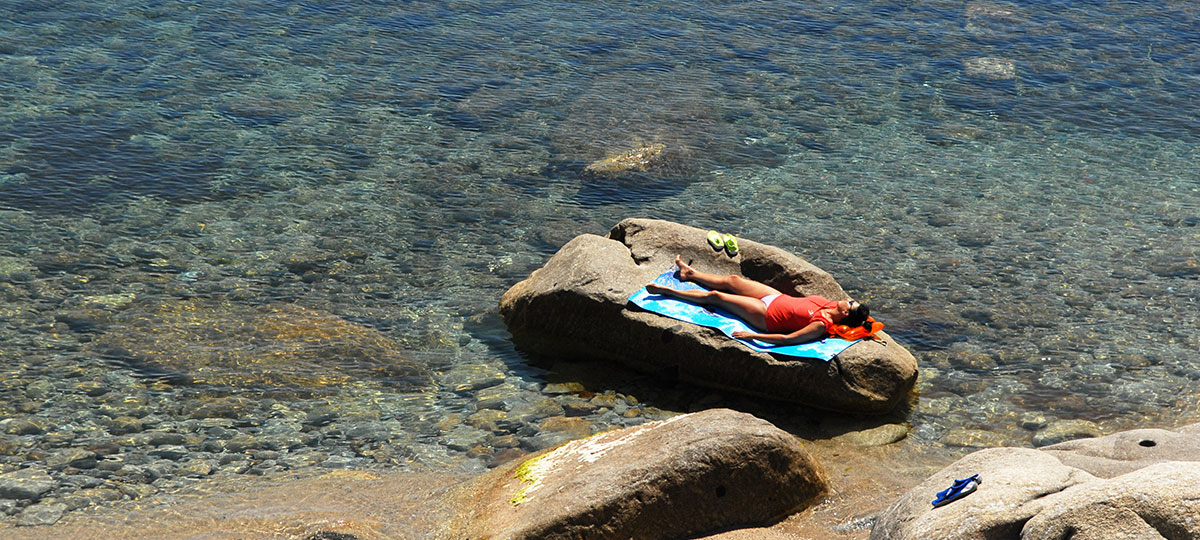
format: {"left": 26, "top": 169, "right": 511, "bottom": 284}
{"left": 645, "top": 282, "right": 770, "bottom": 330}
{"left": 675, "top": 255, "right": 781, "bottom": 298}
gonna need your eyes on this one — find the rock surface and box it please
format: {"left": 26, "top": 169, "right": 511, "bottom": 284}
{"left": 17, "top": 502, "right": 67, "bottom": 527}
{"left": 834, "top": 423, "right": 910, "bottom": 447}
{"left": 92, "top": 300, "right": 430, "bottom": 390}
{"left": 0, "top": 467, "right": 56, "bottom": 501}
{"left": 459, "top": 408, "right": 828, "bottom": 540}
{"left": 1022, "top": 462, "right": 1200, "bottom": 540}
{"left": 499, "top": 218, "right": 918, "bottom": 414}
{"left": 584, "top": 142, "right": 668, "bottom": 175}
{"left": 1039, "top": 424, "right": 1200, "bottom": 478}
{"left": 871, "top": 422, "right": 1200, "bottom": 540}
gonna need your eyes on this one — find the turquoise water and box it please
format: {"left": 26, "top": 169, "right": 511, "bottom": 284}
{"left": 1, "top": 0, "right": 1199, "bottom": 522}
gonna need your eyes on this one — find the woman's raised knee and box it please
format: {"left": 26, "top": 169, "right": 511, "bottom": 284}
{"left": 724, "top": 274, "right": 778, "bottom": 298}
{"left": 728, "top": 275, "right": 752, "bottom": 287}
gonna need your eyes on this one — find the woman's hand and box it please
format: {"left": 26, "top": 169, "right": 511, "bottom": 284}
{"left": 732, "top": 331, "right": 756, "bottom": 339}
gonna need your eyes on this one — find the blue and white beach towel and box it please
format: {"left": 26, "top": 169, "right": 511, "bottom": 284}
{"left": 627, "top": 268, "right": 860, "bottom": 361}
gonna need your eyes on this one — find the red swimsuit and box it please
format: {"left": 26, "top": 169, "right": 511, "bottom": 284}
{"left": 764, "top": 295, "right": 837, "bottom": 334}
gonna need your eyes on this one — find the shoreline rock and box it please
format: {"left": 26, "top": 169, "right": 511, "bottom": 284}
{"left": 457, "top": 408, "right": 827, "bottom": 540}
{"left": 870, "top": 422, "right": 1200, "bottom": 540}
{"left": 499, "top": 218, "right": 918, "bottom": 414}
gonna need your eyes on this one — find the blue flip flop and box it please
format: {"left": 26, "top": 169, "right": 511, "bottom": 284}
{"left": 931, "top": 474, "right": 980, "bottom": 508}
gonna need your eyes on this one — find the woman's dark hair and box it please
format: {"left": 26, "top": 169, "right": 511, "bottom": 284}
{"left": 843, "top": 303, "right": 870, "bottom": 328}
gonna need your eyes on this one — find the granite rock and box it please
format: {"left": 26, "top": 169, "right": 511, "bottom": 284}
{"left": 869, "top": 448, "right": 1094, "bottom": 540}
{"left": 1040, "top": 425, "right": 1200, "bottom": 478}
{"left": 871, "top": 422, "right": 1200, "bottom": 540}
{"left": 461, "top": 408, "right": 827, "bottom": 540}
{"left": 1021, "top": 461, "right": 1200, "bottom": 540}
{"left": 499, "top": 218, "right": 918, "bottom": 414}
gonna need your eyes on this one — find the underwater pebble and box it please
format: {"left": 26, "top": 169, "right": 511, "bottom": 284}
{"left": 556, "top": 396, "right": 594, "bottom": 417}
{"left": 46, "top": 449, "right": 98, "bottom": 470}
{"left": 108, "top": 416, "right": 145, "bottom": 435}
{"left": 474, "top": 382, "right": 522, "bottom": 410}
{"left": 1033, "top": 420, "right": 1102, "bottom": 447}
{"left": 4, "top": 418, "right": 49, "bottom": 436}
{"left": 507, "top": 398, "right": 565, "bottom": 425}
{"left": 835, "top": 424, "right": 910, "bottom": 447}
{"left": 0, "top": 437, "right": 22, "bottom": 456}
{"left": 16, "top": 502, "right": 66, "bottom": 527}
{"left": 910, "top": 423, "right": 945, "bottom": 443}
{"left": 340, "top": 421, "right": 393, "bottom": 443}
{"left": 279, "top": 452, "right": 327, "bottom": 469}
{"left": 177, "top": 459, "right": 215, "bottom": 477}
{"left": 223, "top": 436, "right": 263, "bottom": 454}
{"left": 443, "top": 425, "right": 489, "bottom": 452}
{"left": 542, "top": 382, "right": 586, "bottom": 395}
{"left": 1020, "top": 412, "right": 1049, "bottom": 431}
{"left": 23, "top": 381, "right": 53, "bottom": 400}
{"left": 918, "top": 396, "right": 955, "bottom": 417}
{"left": 0, "top": 468, "right": 56, "bottom": 501}
{"left": 58, "top": 488, "right": 121, "bottom": 511}
{"left": 442, "top": 364, "right": 507, "bottom": 392}
{"left": 318, "top": 456, "right": 357, "bottom": 469}
{"left": 488, "top": 434, "right": 520, "bottom": 449}
{"left": 118, "top": 483, "right": 158, "bottom": 500}
{"left": 466, "top": 409, "right": 510, "bottom": 433}
{"left": 223, "top": 460, "right": 252, "bottom": 474}
{"left": 941, "top": 428, "right": 1009, "bottom": 448}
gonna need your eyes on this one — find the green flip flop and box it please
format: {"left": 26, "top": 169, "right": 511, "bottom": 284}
{"left": 723, "top": 234, "right": 739, "bottom": 256}
{"left": 707, "top": 230, "right": 725, "bottom": 251}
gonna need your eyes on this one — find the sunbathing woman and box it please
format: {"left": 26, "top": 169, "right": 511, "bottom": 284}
{"left": 645, "top": 255, "right": 870, "bottom": 345}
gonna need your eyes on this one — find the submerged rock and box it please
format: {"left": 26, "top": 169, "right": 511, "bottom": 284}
{"left": 871, "top": 422, "right": 1200, "bottom": 540}
{"left": 92, "top": 300, "right": 431, "bottom": 391}
{"left": 459, "top": 408, "right": 827, "bottom": 540}
{"left": 499, "top": 218, "right": 918, "bottom": 414}
{"left": 963, "top": 57, "right": 1017, "bottom": 80}
{"left": 835, "top": 423, "right": 910, "bottom": 447}
{"left": 965, "top": 1, "right": 1027, "bottom": 27}
{"left": 583, "top": 142, "right": 667, "bottom": 175}
{"left": 0, "top": 468, "right": 56, "bottom": 501}
{"left": 16, "top": 502, "right": 67, "bottom": 527}
{"left": 1032, "top": 419, "right": 1102, "bottom": 447}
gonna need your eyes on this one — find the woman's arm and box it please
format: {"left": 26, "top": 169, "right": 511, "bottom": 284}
{"left": 732, "top": 321, "right": 828, "bottom": 345}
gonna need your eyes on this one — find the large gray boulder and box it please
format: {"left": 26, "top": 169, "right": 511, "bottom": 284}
{"left": 499, "top": 218, "right": 918, "bottom": 414}
{"left": 871, "top": 422, "right": 1200, "bottom": 540}
{"left": 458, "top": 408, "right": 827, "bottom": 540}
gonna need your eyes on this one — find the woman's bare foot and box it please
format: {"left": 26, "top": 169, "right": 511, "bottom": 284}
{"left": 674, "top": 255, "right": 697, "bottom": 281}
{"left": 645, "top": 282, "right": 674, "bottom": 296}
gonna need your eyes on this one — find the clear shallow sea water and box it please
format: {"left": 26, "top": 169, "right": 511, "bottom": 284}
{"left": 1, "top": 0, "right": 1199, "bottom": 526}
